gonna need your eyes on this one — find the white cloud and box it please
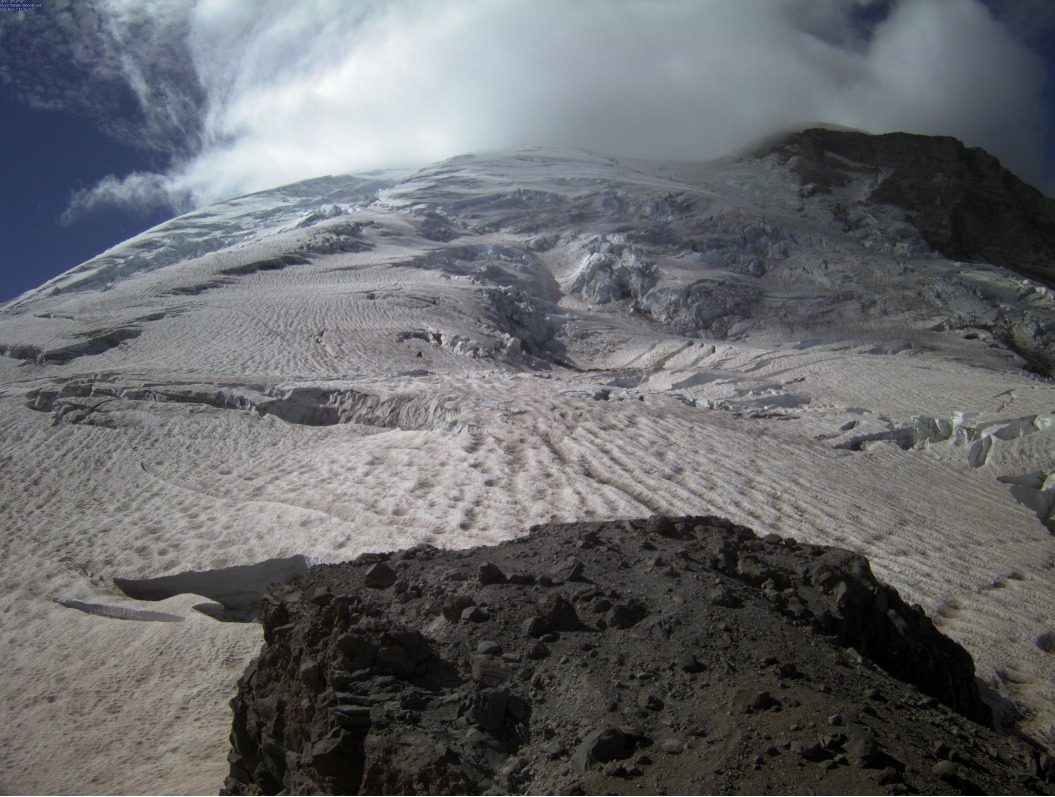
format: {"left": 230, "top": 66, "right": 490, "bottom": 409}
{"left": 834, "top": 0, "right": 1048, "bottom": 183}
{"left": 54, "top": 0, "right": 1055, "bottom": 211}
{"left": 62, "top": 171, "right": 190, "bottom": 224}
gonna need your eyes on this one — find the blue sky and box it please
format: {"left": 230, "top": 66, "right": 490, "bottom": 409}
{"left": 1, "top": 0, "right": 1054, "bottom": 304}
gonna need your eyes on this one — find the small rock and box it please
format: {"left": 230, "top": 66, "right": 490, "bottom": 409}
{"left": 507, "top": 694, "right": 530, "bottom": 722}
{"left": 661, "top": 738, "right": 684, "bottom": 755}
{"left": 638, "top": 691, "right": 664, "bottom": 712}
{"left": 791, "top": 741, "right": 826, "bottom": 762}
{"left": 478, "top": 562, "right": 507, "bottom": 585}
{"left": 299, "top": 659, "right": 323, "bottom": 689}
{"left": 474, "top": 687, "right": 509, "bottom": 731}
{"left": 462, "top": 606, "right": 489, "bottom": 623}
{"left": 602, "top": 762, "right": 628, "bottom": 778}
{"left": 679, "top": 652, "right": 705, "bottom": 673}
{"left": 846, "top": 724, "right": 880, "bottom": 768}
{"left": 823, "top": 733, "right": 847, "bottom": 750}
{"left": 441, "top": 595, "right": 475, "bottom": 622}
{"left": 731, "top": 686, "right": 775, "bottom": 713}
{"left": 522, "top": 616, "right": 550, "bottom": 638}
{"left": 605, "top": 601, "right": 647, "bottom": 629}
{"left": 572, "top": 727, "right": 628, "bottom": 773}
{"left": 736, "top": 554, "right": 773, "bottom": 584}
{"left": 476, "top": 640, "right": 502, "bottom": 655}
{"left": 876, "top": 766, "right": 901, "bottom": 785}
{"left": 710, "top": 586, "right": 740, "bottom": 608}
{"left": 526, "top": 642, "right": 550, "bottom": 660}
{"left": 536, "top": 593, "right": 581, "bottom": 631}
{"left": 950, "top": 748, "right": 973, "bottom": 766}
{"left": 471, "top": 654, "right": 513, "bottom": 686}
{"left": 560, "top": 559, "right": 587, "bottom": 582}
{"left": 934, "top": 760, "right": 961, "bottom": 782}
{"left": 646, "top": 514, "right": 693, "bottom": 539}
{"left": 364, "top": 563, "right": 397, "bottom": 589}
{"left": 336, "top": 633, "right": 379, "bottom": 669}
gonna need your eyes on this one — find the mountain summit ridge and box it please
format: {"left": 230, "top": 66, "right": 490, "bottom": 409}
{"left": 762, "top": 127, "right": 1055, "bottom": 288}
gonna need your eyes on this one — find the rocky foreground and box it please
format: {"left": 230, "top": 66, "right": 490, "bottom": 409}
{"left": 223, "top": 516, "right": 1055, "bottom": 795}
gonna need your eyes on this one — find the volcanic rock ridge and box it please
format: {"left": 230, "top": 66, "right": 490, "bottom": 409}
{"left": 762, "top": 128, "right": 1055, "bottom": 290}
{"left": 223, "top": 516, "right": 1053, "bottom": 795}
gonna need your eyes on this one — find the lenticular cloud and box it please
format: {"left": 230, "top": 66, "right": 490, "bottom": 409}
{"left": 55, "top": 0, "right": 1051, "bottom": 218}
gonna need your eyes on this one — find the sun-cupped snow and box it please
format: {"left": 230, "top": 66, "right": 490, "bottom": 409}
{"left": 1, "top": 141, "right": 1054, "bottom": 794}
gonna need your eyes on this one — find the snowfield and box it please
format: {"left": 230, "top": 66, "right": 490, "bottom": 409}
{"left": 1, "top": 145, "right": 1054, "bottom": 793}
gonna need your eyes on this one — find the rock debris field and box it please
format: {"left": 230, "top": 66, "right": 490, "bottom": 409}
{"left": 224, "top": 516, "right": 1053, "bottom": 795}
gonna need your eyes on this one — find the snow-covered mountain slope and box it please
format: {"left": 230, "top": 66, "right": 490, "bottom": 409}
{"left": 2, "top": 135, "right": 1055, "bottom": 793}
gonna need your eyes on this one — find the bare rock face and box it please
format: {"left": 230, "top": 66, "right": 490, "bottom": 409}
{"left": 764, "top": 128, "right": 1055, "bottom": 290}
{"left": 223, "top": 517, "right": 1051, "bottom": 795}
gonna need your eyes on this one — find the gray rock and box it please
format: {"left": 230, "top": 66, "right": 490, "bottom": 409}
{"left": 791, "top": 741, "right": 825, "bottom": 761}
{"left": 679, "top": 652, "right": 705, "bottom": 673}
{"left": 364, "top": 562, "right": 397, "bottom": 589}
{"left": 934, "top": 759, "right": 961, "bottom": 782}
{"left": 710, "top": 586, "right": 740, "bottom": 608}
{"left": 461, "top": 605, "right": 489, "bottom": 623}
{"left": 876, "top": 766, "right": 901, "bottom": 785}
{"left": 522, "top": 616, "right": 550, "bottom": 638}
{"left": 731, "top": 686, "right": 775, "bottom": 713}
{"left": 661, "top": 738, "right": 684, "bottom": 755}
{"left": 638, "top": 691, "right": 664, "bottom": 711}
{"left": 526, "top": 642, "right": 550, "bottom": 660}
{"left": 478, "top": 562, "right": 507, "bottom": 585}
{"left": 536, "top": 593, "right": 581, "bottom": 631}
{"left": 846, "top": 723, "right": 880, "bottom": 767}
{"left": 441, "top": 595, "right": 475, "bottom": 622}
{"left": 474, "top": 687, "right": 510, "bottom": 731}
{"left": 572, "top": 727, "right": 628, "bottom": 773}
{"left": 335, "top": 633, "right": 379, "bottom": 669}
{"left": 470, "top": 654, "right": 513, "bottom": 686}
{"left": 560, "top": 559, "right": 586, "bottom": 582}
{"left": 605, "top": 601, "right": 647, "bottom": 629}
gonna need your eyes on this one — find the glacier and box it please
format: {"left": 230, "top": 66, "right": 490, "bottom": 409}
{"left": 1, "top": 134, "right": 1054, "bottom": 793}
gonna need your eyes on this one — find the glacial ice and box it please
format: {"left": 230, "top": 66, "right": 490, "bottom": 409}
{"left": 3, "top": 145, "right": 1055, "bottom": 794}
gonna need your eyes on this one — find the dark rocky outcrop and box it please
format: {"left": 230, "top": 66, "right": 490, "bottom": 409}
{"left": 223, "top": 517, "right": 1052, "bottom": 795}
{"left": 764, "top": 128, "right": 1055, "bottom": 289}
